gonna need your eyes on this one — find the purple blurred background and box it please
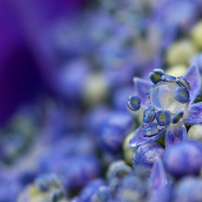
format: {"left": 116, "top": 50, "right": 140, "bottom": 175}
{"left": 0, "top": 0, "right": 86, "bottom": 125}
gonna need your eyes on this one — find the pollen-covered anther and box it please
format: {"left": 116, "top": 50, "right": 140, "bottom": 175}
{"left": 174, "top": 87, "right": 190, "bottom": 103}
{"left": 127, "top": 95, "right": 141, "bottom": 111}
{"left": 156, "top": 110, "right": 171, "bottom": 126}
{"left": 143, "top": 107, "right": 156, "bottom": 123}
{"left": 161, "top": 74, "right": 176, "bottom": 82}
{"left": 149, "top": 69, "right": 165, "bottom": 84}
{"left": 142, "top": 123, "right": 159, "bottom": 137}
{"left": 175, "top": 76, "right": 190, "bottom": 89}
{"left": 172, "top": 111, "right": 184, "bottom": 124}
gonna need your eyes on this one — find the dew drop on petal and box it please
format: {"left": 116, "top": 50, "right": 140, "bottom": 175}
{"left": 150, "top": 82, "right": 187, "bottom": 114}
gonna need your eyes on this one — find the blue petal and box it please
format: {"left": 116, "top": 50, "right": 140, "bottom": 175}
{"left": 129, "top": 126, "right": 165, "bottom": 148}
{"left": 184, "top": 102, "right": 202, "bottom": 125}
{"left": 165, "top": 124, "right": 187, "bottom": 148}
{"left": 184, "top": 64, "right": 201, "bottom": 103}
{"left": 133, "top": 78, "right": 153, "bottom": 106}
{"left": 149, "top": 157, "right": 167, "bottom": 191}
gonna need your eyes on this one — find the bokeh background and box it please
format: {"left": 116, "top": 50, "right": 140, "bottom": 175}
{"left": 1, "top": 0, "right": 202, "bottom": 201}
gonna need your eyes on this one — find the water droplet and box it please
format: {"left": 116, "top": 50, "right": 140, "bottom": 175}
{"left": 150, "top": 82, "right": 187, "bottom": 114}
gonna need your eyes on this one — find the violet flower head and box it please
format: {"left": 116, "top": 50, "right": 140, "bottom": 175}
{"left": 128, "top": 64, "right": 202, "bottom": 148}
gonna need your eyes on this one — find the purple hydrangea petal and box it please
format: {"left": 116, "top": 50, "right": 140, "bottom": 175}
{"left": 165, "top": 124, "right": 187, "bottom": 148}
{"left": 129, "top": 126, "right": 165, "bottom": 148}
{"left": 149, "top": 157, "right": 167, "bottom": 191}
{"left": 184, "top": 64, "right": 201, "bottom": 103}
{"left": 184, "top": 102, "right": 202, "bottom": 125}
{"left": 133, "top": 77, "right": 153, "bottom": 106}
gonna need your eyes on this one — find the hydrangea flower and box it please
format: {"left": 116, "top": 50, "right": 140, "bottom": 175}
{"left": 128, "top": 64, "right": 202, "bottom": 148}
{"left": 18, "top": 173, "right": 67, "bottom": 202}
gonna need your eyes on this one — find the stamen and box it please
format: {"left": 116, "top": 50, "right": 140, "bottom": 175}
{"left": 142, "top": 123, "right": 159, "bottom": 137}
{"left": 172, "top": 111, "right": 184, "bottom": 124}
{"left": 161, "top": 74, "right": 176, "bottom": 82}
{"left": 143, "top": 107, "right": 156, "bottom": 123}
{"left": 174, "top": 87, "right": 190, "bottom": 103}
{"left": 175, "top": 76, "right": 190, "bottom": 89}
{"left": 153, "top": 69, "right": 165, "bottom": 75}
{"left": 149, "top": 69, "right": 165, "bottom": 84}
{"left": 156, "top": 110, "right": 171, "bottom": 126}
{"left": 127, "top": 95, "right": 141, "bottom": 111}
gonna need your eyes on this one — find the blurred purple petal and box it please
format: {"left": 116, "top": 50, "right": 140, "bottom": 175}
{"left": 184, "top": 64, "right": 201, "bottom": 103}
{"left": 149, "top": 157, "right": 167, "bottom": 191}
{"left": 165, "top": 124, "right": 187, "bottom": 148}
{"left": 133, "top": 78, "right": 152, "bottom": 106}
{"left": 0, "top": 0, "right": 86, "bottom": 125}
{"left": 184, "top": 102, "right": 202, "bottom": 125}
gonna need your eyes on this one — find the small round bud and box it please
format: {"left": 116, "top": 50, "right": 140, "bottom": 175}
{"left": 142, "top": 123, "right": 159, "bottom": 137}
{"left": 174, "top": 87, "right": 190, "bottom": 103}
{"left": 143, "top": 107, "right": 156, "bottom": 123}
{"left": 133, "top": 141, "right": 165, "bottom": 176}
{"left": 149, "top": 70, "right": 163, "bottom": 84}
{"left": 156, "top": 110, "right": 171, "bottom": 126}
{"left": 166, "top": 64, "right": 188, "bottom": 77}
{"left": 191, "top": 21, "right": 202, "bottom": 49}
{"left": 127, "top": 95, "right": 141, "bottom": 111}
{"left": 107, "top": 161, "right": 132, "bottom": 181}
{"left": 188, "top": 124, "right": 202, "bottom": 141}
{"left": 123, "top": 132, "right": 138, "bottom": 165}
{"left": 166, "top": 40, "right": 197, "bottom": 65}
{"left": 163, "top": 141, "right": 202, "bottom": 178}
{"left": 176, "top": 76, "right": 190, "bottom": 89}
{"left": 153, "top": 69, "right": 165, "bottom": 75}
{"left": 161, "top": 74, "right": 176, "bottom": 82}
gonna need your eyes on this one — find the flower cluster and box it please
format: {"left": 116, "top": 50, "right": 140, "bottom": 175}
{"left": 18, "top": 174, "right": 67, "bottom": 202}
{"left": 2, "top": 0, "right": 202, "bottom": 202}
{"left": 128, "top": 64, "right": 202, "bottom": 148}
